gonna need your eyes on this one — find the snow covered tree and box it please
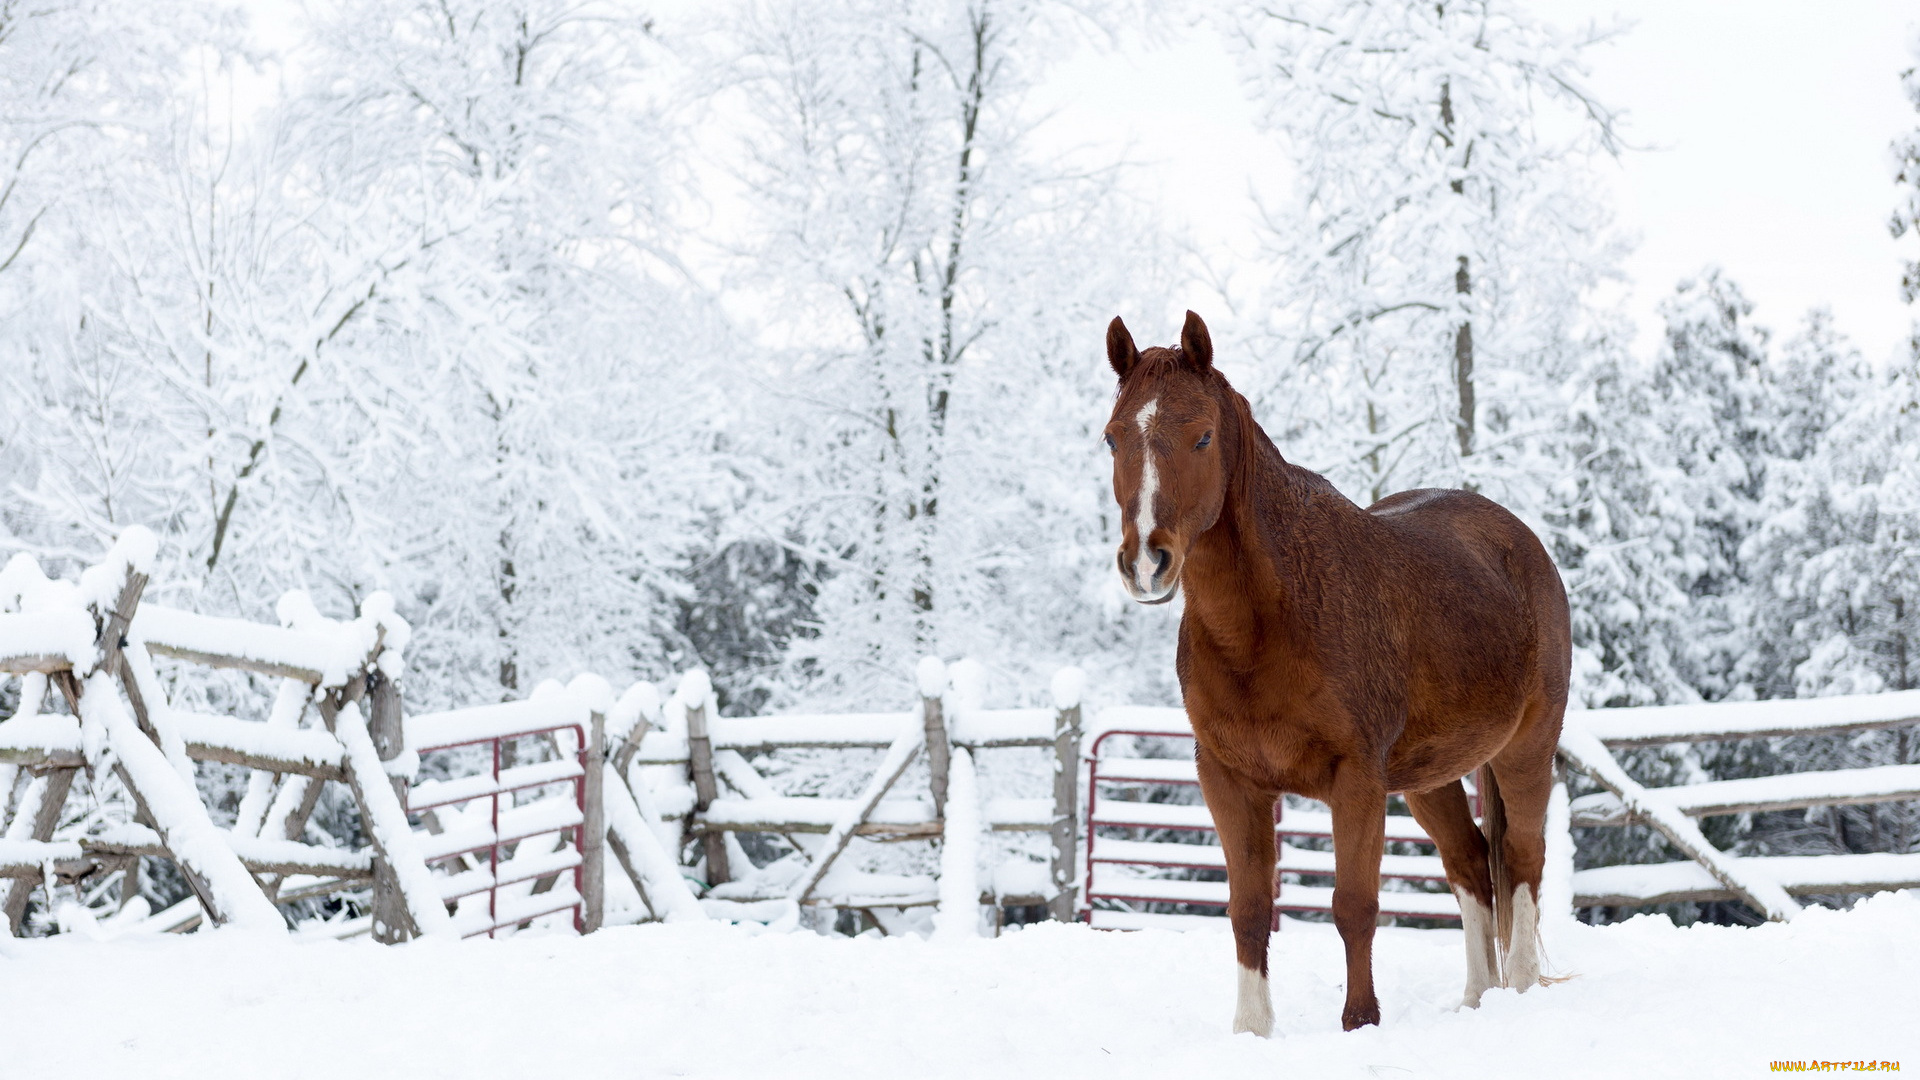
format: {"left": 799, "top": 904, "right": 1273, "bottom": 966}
{"left": 1647, "top": 269, "right": 1777, "bottom": 701}
{"left": 1216, "top": 0, "right": 1625, "bottom": 506}
{"left": 1543, "top": 336, "right": 1702, "bottom": 709}
{"left": 715, "top": 0, "right": 1176, "bottom": 707}
{"left": 279, "top": 0, "right": 726, "bottom": 706}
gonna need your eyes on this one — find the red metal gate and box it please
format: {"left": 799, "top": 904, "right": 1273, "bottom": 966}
{"left": 410, "top": 719, "right": 590, "bottom": 937}
{"left": 1081, "top": 727, "right": 1465, "bottom": 928}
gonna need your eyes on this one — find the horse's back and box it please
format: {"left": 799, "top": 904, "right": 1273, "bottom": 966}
{"left": 1362, "top": 488, "right": 1571, "bottom": 787}
{"left": 1366, "top": 488, "right": 1562, "bottom": 613}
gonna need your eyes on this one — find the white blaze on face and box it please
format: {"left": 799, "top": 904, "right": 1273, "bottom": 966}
{"left": 1132, "top": 397, "right": 1160, "bottom": 593}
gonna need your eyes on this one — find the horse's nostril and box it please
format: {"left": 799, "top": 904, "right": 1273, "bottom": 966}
{"left": 1152, "top": 548, "right": 1171, "bottom": 578}
{"left": 1118, "top": 549, "right": 1130, "bottom": 577}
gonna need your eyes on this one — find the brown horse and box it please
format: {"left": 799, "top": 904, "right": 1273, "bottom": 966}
{"left": 1102, "top": 311, "right": 1570, "bottom": 1035}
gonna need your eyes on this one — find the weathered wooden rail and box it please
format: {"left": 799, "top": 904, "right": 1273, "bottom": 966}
{"left": 1558, "top": 694, "right": 1920, "bottom": 920}
{"left": 624, "top": 660, "right": 1085, "bottom": 926}
{"left": 5, "top": 530, "right": 1916, "bottom": 941}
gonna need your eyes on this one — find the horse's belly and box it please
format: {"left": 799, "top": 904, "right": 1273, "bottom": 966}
{"left": 1385, "top": 705, "right": 1522, "bottom": 793}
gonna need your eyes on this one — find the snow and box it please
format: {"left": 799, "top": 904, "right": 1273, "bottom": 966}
{"left": 0, "top": 838, "right": 83, "bottom": 870}
{"left": 132, "top": 606, "right": 364, "bottom": 686}
{"left": 0, "top": 712, "right": 83, "bottom": 757}
{"left": 1573, "top": 852, "right": 1920, "bottom": 904}
{"left": 949, "top": 707, "right": 1053, "bottom": 746}
{"left": 1051, "top": 665, "right": 1085, "bottom": 711}
{"left": 933, "top": 747, "right": 981, "bottom": 939}
{"left": 915, "top": 655, "right": 947, "bottom": 699}
{"left": 408, "top": 759, "right": 583, "bottom": 811}
{"left": 416, "top": 799, "right": 584, "bottom": 863}
{"left": 6, "top": 893, "right": 1914, "bottom": 1077}
{"left": 565, "top": 672, "right": 615, "bottom": 717}
{"left": 608, "top": 680, "right": 660, "bottom": 748}
{"left": 1570, "top": 762, "right": 1920, "bottom": 822}
{"left": 225, "top": 836, "right": 371, "bottom": 875}
{"left": 170, "top": 710, "right": 346, "bottom": 773}
{"left": 74, "top": 525, "right": 156, "bottom": 614}
{"left": 630, "top": 708, "right": 1058, "bottom": 758}
{"left": 674, "top": 667, "right": 713, "bottom": 715}
{"left": 703, "top": 796, "right": 934, "bottom": 831}
{"left": 715, "top": 712, "right": 913, "bottom": 749}
{"left": 1087, "top": 705, "right": 1193, "bottom": 741}
{"left": 982, "top": 797, "right": 1050, "bottom": 830}
{"left": 406, "top": 698, "right": 590, "bottom": 752}
{"left": 232, "top": 679, "right": 317, "bottom": 838}
{"left": 0, "top": 610, "right": 96, "bottom": 669}
{"left": 1568, "top": 689, "right": 1920, "bottom": 745}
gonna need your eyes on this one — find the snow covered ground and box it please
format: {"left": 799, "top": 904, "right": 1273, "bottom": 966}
{"left": 3, "top": 893, "right": 1915, "bottom": 1079}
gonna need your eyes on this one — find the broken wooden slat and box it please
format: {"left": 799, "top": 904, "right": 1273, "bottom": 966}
{"left": 1558, "top": 726, "right": 1800, "bottom": 922}
{"left": 791, "top": 723, "right": 924, "bottom": 905}
{"left": 603, "top": 761, "right": 704, "bottom": 922}
{"left": 82, "top": 668, "right": 288, "bottom": 932}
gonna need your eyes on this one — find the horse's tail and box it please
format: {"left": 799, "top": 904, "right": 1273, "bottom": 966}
{"left": 1478, "top": 763, "right": 1517, "bottom": 980}
{"left": 1479, "top": 763, "right": 1561, "bottom": 989}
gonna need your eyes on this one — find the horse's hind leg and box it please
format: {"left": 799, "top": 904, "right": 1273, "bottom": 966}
{"left": 1196, "top": 748, "right": 1277, "bottom": 1037}
{"left": 1487, "top": 712, "right": 1560, "bottom": 992}
{"left": 1404, "top": 781, "right": 1498, "bottom": 1008}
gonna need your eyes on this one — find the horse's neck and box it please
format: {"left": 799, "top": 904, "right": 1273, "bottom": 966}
{"left": 1183, "top": 396, "right": 1339, "bottom": 657}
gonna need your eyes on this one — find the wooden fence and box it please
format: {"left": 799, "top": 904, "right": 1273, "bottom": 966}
{"left": 1558, "top": 695, "right": 1920, "bottom": 922}
{"left": 2, "top": 529, "right": 1915, "bottom": 939}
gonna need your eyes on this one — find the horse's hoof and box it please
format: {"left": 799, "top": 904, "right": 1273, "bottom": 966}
{"left": 1460, "top": 989, "right": 1484, "bottom": 1010}
{"left": 1341, "top": 1004, "right": 1381, "bottom": 1031}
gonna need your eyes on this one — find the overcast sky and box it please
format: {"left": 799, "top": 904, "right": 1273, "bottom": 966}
{"left": 1040, "top": 2, "right": 1920, "bottom": 366}
{"left": 240, "top": 1, "right": 1920, "bottom": 366}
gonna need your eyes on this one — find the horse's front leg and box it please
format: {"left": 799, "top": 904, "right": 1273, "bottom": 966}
{"left": 1329, "top": 764, "right": 1387, "bottom": 1030}
{"left": 1196, "top": 747, "right": 1277, "bottom": 1037}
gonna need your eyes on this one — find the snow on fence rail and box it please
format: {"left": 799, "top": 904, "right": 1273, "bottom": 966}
{"left": 622, "top": 658, "right": 1086, "bottom": 928}
{"left": 3, "top": 530, "right": 1916, "bottom": 942}
{"left": 1557, "top": 696, "right": 1920, "bottom": 921}
{"left": 0, "top": 531, "right": 1083, "bottom": 940}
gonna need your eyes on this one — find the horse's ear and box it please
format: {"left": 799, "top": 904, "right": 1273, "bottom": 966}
{"left": 1106, "top": 316, "right": 1140, "bottom": 380}
{"left": 1181, "top": 310, "right": 1213, "bottom": 372}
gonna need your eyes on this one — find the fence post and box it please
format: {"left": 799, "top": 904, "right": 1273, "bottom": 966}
{"left": 1049, "top": 667, "right": 1084, "bottom": 923}
{"left": 682, "top": 670, "right": 729, "bottom": 887}
{"left": 917, "top": 657, "right": 950, "bottom": 820}
{"left": 366, "top": 649, "right": 412, "bottom": 944}
{"left": 583, "top": 705, "right": 606, "bottom": 932}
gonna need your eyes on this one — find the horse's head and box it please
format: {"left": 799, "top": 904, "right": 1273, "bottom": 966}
{"left": 1103, "top": 310, "right": 1227, "bottom": 605}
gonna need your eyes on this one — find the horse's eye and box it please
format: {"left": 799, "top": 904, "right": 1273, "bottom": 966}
{"left": 1103, "top": 433, "right": 1116, "bottom": 453}
{"left": 1195, "top": 431, "right": 1212, "bottom": 450}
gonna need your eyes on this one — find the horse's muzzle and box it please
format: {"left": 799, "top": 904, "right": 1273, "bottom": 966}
{"left": 1118, "top": 543, "right": 1180, "bottom": 604}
